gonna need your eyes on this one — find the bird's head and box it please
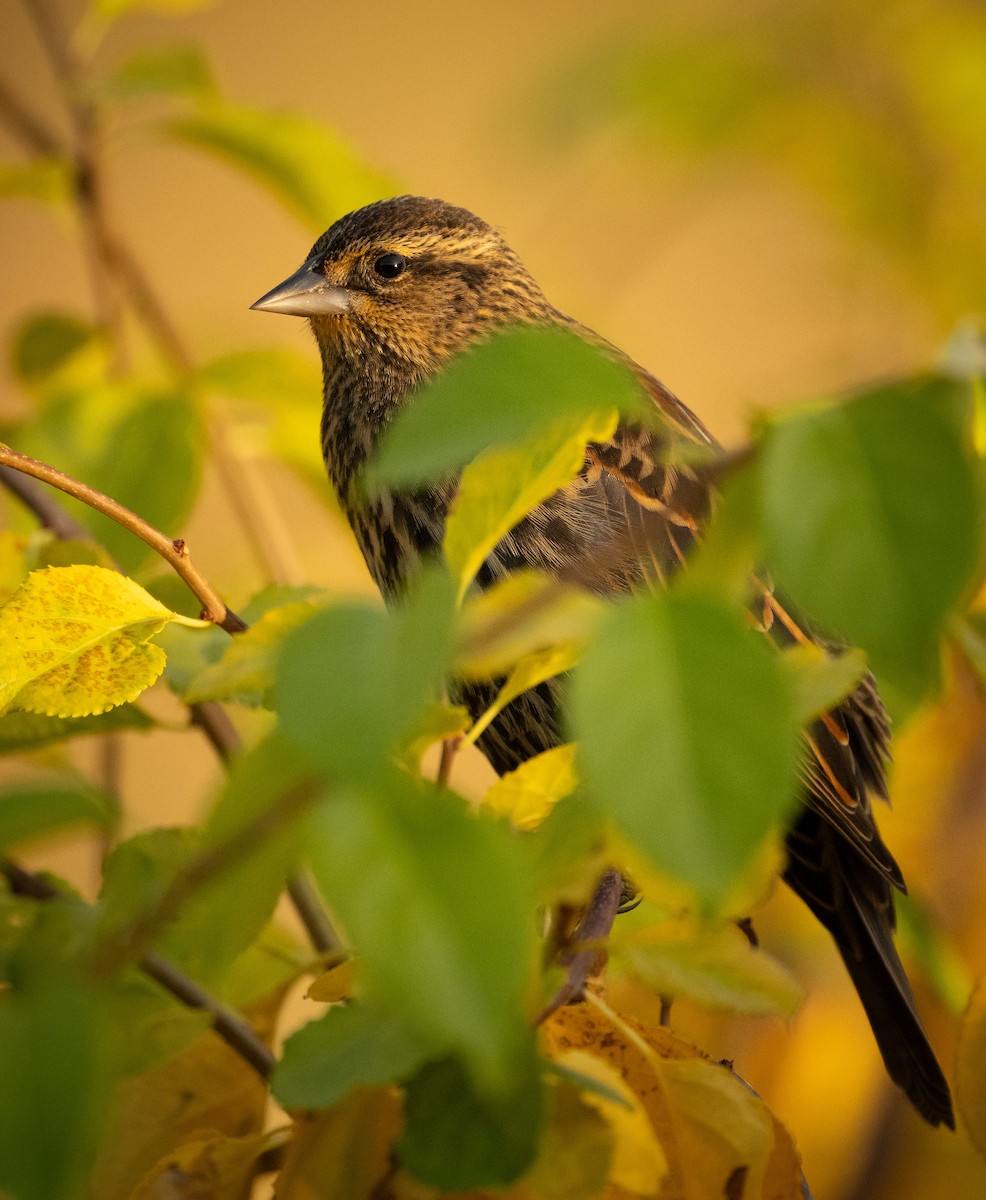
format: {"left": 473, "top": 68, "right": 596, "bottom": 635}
{"left": 251, "top": 195, "right": 554, "bottom": 387}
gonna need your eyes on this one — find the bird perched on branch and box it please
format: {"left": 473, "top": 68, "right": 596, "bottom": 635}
{"left": 252, "top": 194, "right": 953, "bottom": 1127}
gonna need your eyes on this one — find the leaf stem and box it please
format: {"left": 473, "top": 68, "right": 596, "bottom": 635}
{"left": 0, "top": 444, "right": 246, "bottom": 632}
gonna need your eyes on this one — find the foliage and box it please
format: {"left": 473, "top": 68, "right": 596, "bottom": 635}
{"left": 1, "top": 3, "right": 985, "bottom": 1200}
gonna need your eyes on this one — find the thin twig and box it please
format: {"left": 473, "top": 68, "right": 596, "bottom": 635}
{"left": 0, "top": 858, "right": 274, "bottom": 1079}
{"left": 0, "top": 463, "right": 93, "bottom": 540}
{"left": 139, "top": 951, "right": 275, "bottom": 1078}
{"left": 90, "top": 776, "right": 322, "bottom": 977}
{"left": 190, "top": 700, "right": 243, "bottom": 761}
{"left": 286, "top": 871, "right": 344, "bottom": 955}
{"left": 0, "top": 445, "right": 246, "bottom": 632}
{"left": 436, "top": 736, "right": 460, "bottom": 790}
{"left": 0, "top": 70, "right": 63, "bottom": 155}
{"left": 537, "top": 867, "right": 623, "bottom": 1023}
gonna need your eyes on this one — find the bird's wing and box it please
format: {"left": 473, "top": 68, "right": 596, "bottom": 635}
{"left": 583, "top": 367, "right": 904, "bottom": 895}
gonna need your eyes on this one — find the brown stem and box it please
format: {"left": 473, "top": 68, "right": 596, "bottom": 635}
{"left": 286, "top": 871, "right": 344, "bottom": 955}
{"left": 1, "top": 858, "right": 274, "bottom": 1080}
{"left": 0, "top": 70, "right": 63, "bottom": 155}
{"left": 0, "top": 462, "right": 92, "bottom": 540}
{"left": 0, "top": 445, "right": 246, "bottom": 632}
{"left": 436, "top": 736, "right": 459, "bottom": 790}
{"left": 537, "top": 867, "right": 623, "bottom": 1023}
{"left": 90, "top": 776, "right": 321, "bottom": 977}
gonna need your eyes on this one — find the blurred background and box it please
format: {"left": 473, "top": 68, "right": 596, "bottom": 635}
{"left": 2, "top": 1, "right": 985, "bottom": 1197}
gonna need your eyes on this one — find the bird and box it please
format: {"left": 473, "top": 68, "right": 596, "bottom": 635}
{"left": 252, "top": 194, "right": 954, "bottom": 1128}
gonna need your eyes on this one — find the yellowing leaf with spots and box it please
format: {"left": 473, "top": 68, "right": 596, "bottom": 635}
{"left": 483, "top": 743, "right": 579, "bottom": 830}
{"left": 0, "top": 565, "right": 190, "bottom": 718}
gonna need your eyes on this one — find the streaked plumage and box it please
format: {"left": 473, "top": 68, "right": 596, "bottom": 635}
{"left": 253, "top": 195, "right": 953, "bottom": 1127}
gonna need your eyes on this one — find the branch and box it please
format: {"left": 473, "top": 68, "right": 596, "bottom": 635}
{"left": 0, "top": 445, "right": 246, "bottom": 632}
{"left": 537, "top": 867, "right": 623, "bottom": 1023}
{"left": 0, "top": 70, "right": 63, "bottom": 155}
{"left": 90, "top": 776, "right": 322, "bottom": 976}
{"left": 0, "top": 462, "right": 93, "bottom": 540}
{"left": 0, "top": 858, "right": 274, "bottom": 1079}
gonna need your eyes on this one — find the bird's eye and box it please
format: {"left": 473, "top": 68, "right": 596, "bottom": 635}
{"left": 373, "top": 252, "right": 407, "bottom": 280}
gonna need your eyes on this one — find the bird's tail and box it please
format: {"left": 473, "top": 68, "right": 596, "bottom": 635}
{"left": 784, "top": 810, "right": 954, "bottom": 1128}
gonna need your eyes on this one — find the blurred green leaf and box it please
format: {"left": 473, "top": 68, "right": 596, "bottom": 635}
{"left": 277, "top": 569, "right": 455, "bottom": 781}
{"left": 308, "top": 777, "right": 534, "bottom": 1093}
{"left": 0, "top": 970, "right": 114, "bottom": 1200}
{"left": 445, "top": 410, "right": 618, "bottom": 600}
{"left": 184, "top": 600, "right": 320, "bottom": 707}
{"left": 779, "top": 643, "right": 867, "bottom": 724}
{"left": 169, "top": 103, "right": 393, "bottom": 230}
{"left": 98, "top": 44, "right": 214, "bottom": 99}
{"left": 10, "top": 313, "right": 100, "bottom": 384}
{"left": 760, "top": 376, "right": 980, "bottom": 710}
{"left": 398, "top": 1049, "right": 545, "bottom": 1190}
{"left": 199, "top": 347, "right": 320, "bottom": 405}
{"left": 367, "top": 325, "right": 648, "bottom": 492}
{"left": 0, "top": 705, "right": 153, "bottom": 754}
{"left": 571, "top": 590, "right": 800, "bottom": 905}
{"left": 18, "top": 382, "right": 204, "bottom": 576}
{"left": 96, "top": 827, "right": 197, "bottom": 945}
{"left": 615, "top": 919, "right": 804, "bottom": 1018}
{"left": 0, "top": 779, "right": 117, "bottom": 850}
{"left": 0, "top": 158, "right": 72, "bottom": 204}
{"left": 168, "top": 730, "right": 313, "bottom": 985}
{"left": 274, "top": 999, "right": 439, "bottom": 1110}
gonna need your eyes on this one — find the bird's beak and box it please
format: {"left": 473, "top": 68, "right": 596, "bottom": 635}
{"left": 250, "top": 262, "right": 351, "bottom": 317}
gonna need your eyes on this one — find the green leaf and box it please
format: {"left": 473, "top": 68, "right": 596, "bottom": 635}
{"left": 0, "top": 779, "right": 117, "bottom": 850}
{"left": 98, "top": 44, "right": 214, "bottom": 99}
{"left": 274, "top": 1000, "right": 438, "bottom": 1110}
{"left": 19, "top": 383, "right": 204, "bottom": 575}
{"left": 307, "top": 778, "right": 534, "bottom": 1093}
{"left": 169, "top": 103, "right": 394, "bottom": 230}
{"left": 444, "top": 410, "right": 618, "bottom": 599}
{"left": 571, "top": 590, "right": 801, "bottom": 905}
{"left": 398, "top": 1050, "right": 545, "bottom": 1190}
{"left": 367, "top": 325, "right": 648, "bottom": 491}
{"left": 0, "top": 705, "right": 153, "bottom": 754}
{"left": 10, "top": 313, "right": 100, "bottom": 384}
{"left": 466, "top": 644, "right": 580, "bottom": 747}
{"left": 760, "top": 376, "right": 981, "bottom": 709}
{"left": 0, "top": 971, "right": 114, "bottom": 1200}
{"left": 96, "top": 827, "right": 197, "bottom": 945}
{"left": 183, "top": 601, "right": 320, "bottom": 707}
{"left": 276, "top": 569, "right": 455, "bottom": 781}
{"left": 779, "top": 643, "right": 867, "bottom": 725}
{"left": 168, "top": 730, "right": 313, "bottom": 984}
{"left": 615, "top": 919, "right": 804, "bottom": 1018}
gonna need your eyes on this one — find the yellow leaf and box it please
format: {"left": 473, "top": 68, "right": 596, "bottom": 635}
{"left": 0, "top": 565, "right": 177, "bottom": 717}
{"left": 396, "top": 700, "right": 472, "bottom": 772}
{"left": 456, "top": 569, "right": 604, "bottom": 680}
{"left": 555, "top": 1049, "right": 667, "bottom": 1195}
{"left": 483, "top": 743, "right": 579, "bottom": 830}
{"left": 307, "top": 960, "right": 355, "bottom": 1004}
{"left": 445, "top": 410, "right": 619, "bottom": 601}
{"left": 0, "top": 531, "right": 28, "bottom": 605}
{"left": 276, "top": 1087, "right": 401, "bottom": 1199}
{"left": 90, "top": 1024, "right": 268, "bottom": 1200}
{"left": 466, "top": 643, "right": 581, "bottom": 747}
{"left": 128, "top": 1131, "right": 269, "bottom": 1200}
{"left": 542, "top": 1002, "right": 803, "bottom": 1200}
{"left": 957, "top": 974, "right": 986, "bottom": 1156}
{"left": 515, "top": 1079, "right": 614, "bottom": 1200}
{"left": 184, "top": 600, "right": 319, "bottom": 706}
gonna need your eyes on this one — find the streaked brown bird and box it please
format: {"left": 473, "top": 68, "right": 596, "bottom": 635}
{"left": 253, "top": 194, "right": 953, "bottom": 1127}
